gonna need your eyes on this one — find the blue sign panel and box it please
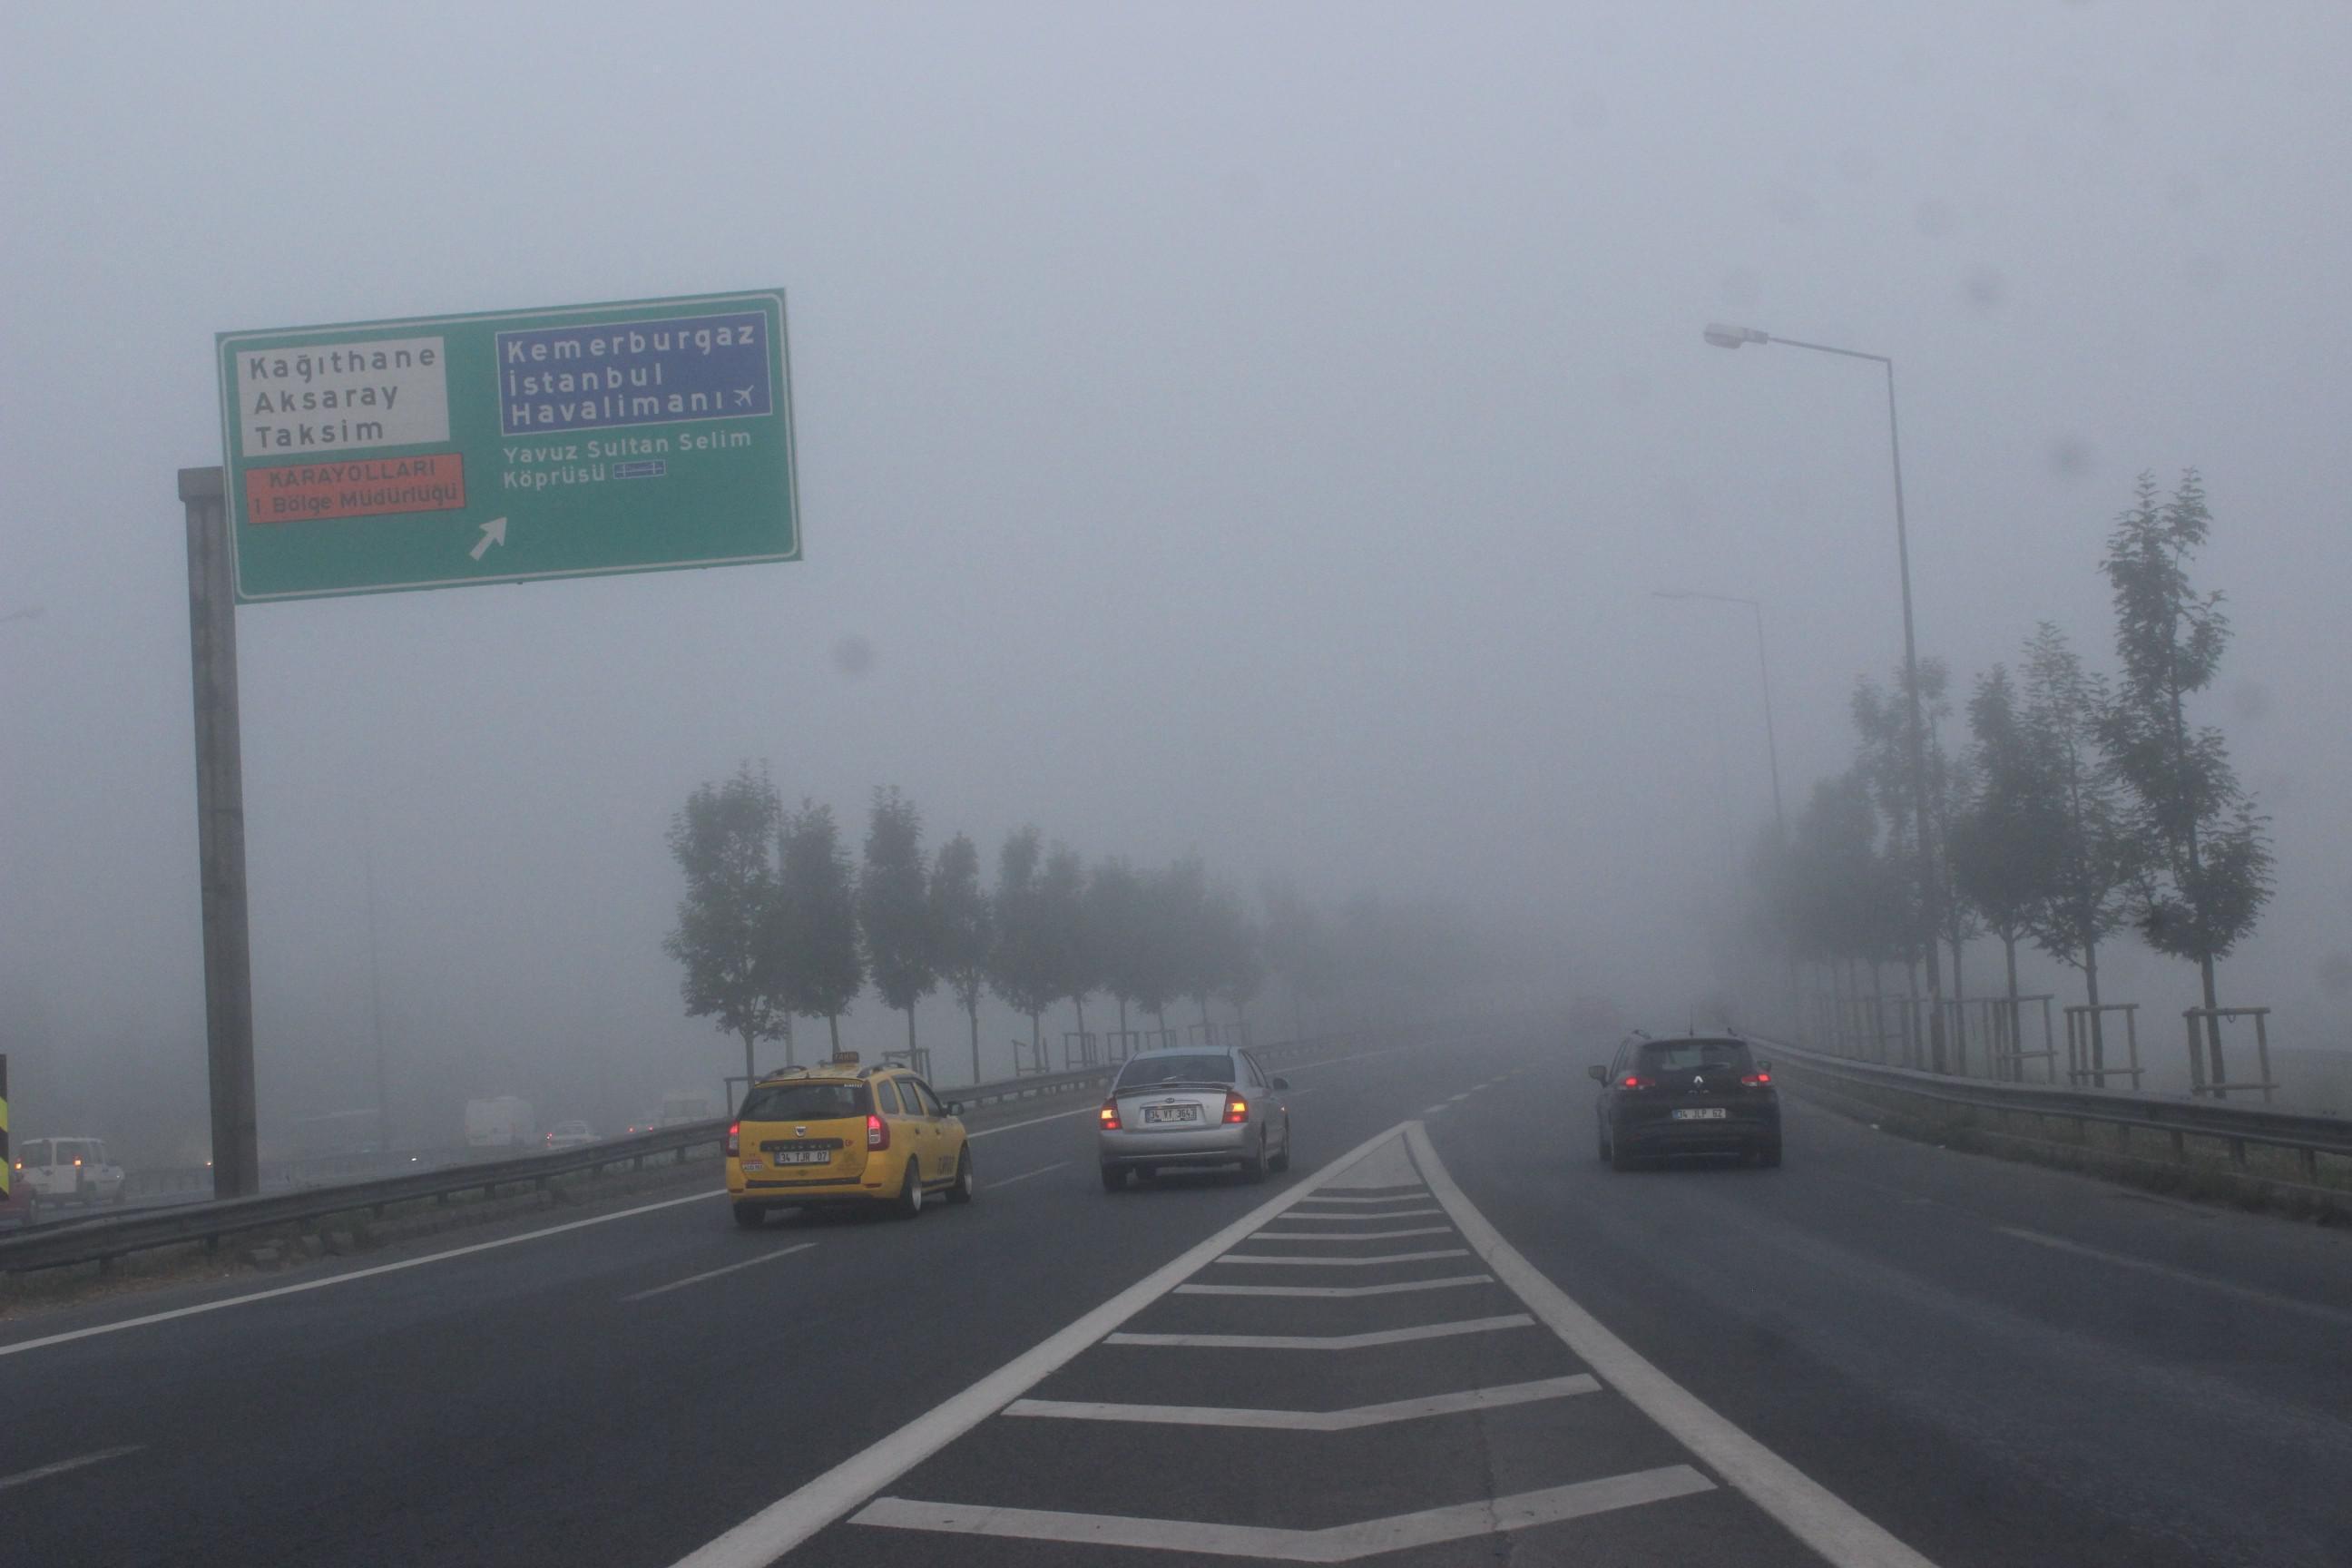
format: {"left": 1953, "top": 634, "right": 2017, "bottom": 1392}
{"left": 495, "top": 309, "right": 774, "bottom": 436}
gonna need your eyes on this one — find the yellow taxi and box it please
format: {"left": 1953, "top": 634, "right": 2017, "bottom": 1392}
{"left": 726, "top": 1054, "right": 973, "bottom": 1227}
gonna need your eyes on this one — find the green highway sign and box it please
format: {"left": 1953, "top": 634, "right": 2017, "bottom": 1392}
{"left": 216, "top": 290, "right": 799, "bottom": 602}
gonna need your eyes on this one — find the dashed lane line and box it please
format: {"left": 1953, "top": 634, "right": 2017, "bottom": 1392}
{"left": 1408, "top": 1121, "right": 1939, "bottom": 1568}
{"left": 850, "top": 1465, "right": 1716, "bottom": 1562}
{"left": 622, "top": 1242, "right": 818, "bottom": 1303}
{"left": 1420, "top": 1102, "right": 1451, "bottom": 1115}
{"left": 1175, "top": 1275, "right": 1493, "bottom": 1298}
{"left": 1994, "top": 1226, "right": 2352, "bottom": 1329}
{"left": 1004, "top": 1375, "right": 1600, "bottom": 1431}
{"left": 0, "top": 1445, "right": 144, "bottom": 1494}
{"left": 1211, "top": 1248, "right": 1470, "bottom": 1267}
{"left": 985, "top": 1161, "right": 1071, "bottom": 1191}
{"left": 1103, "top": 1314, "right": 1535, "bottom": 1351}
{"left": 1251, "top": 1225, "right": 1454, "bottom": 1240}
{"left": 664, "top": 1120, "right": 1416, "bottom": 1568}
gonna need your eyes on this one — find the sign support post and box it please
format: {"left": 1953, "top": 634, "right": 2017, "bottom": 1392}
{"left": 181, "top": 466, "right": 260, "bottom": 1199}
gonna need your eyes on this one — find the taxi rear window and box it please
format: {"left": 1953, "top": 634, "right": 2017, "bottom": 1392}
{"left": 739, "top": 1083, "right": 872, "bottom": 1122}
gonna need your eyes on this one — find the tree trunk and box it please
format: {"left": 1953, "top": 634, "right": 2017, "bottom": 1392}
{"left": 967, "top": 999, "right": 981, "bottom": 1086}
{"left": 1948, "top": 935, "right": 1967, "bottom": 1075}
{"left": 1073, "top": 995, "right": 1089, "bottom": 1063}
{"left": 1029, "top": 1010, "right": 1043, "bottom": 1070}
{"left": 827, "top": 1013, "right": 841, "bottom": 1057}
{"left": 2199, "top": 954, "right": 2224, "bottom": 1089}
{"left": 2083, "top": 943, "right": 2105, "bottom": 1075}
{"left": 905, "top": 1005, "right": 917, "bottom": 1062}
{"left": 740, "top": 1027, "right": 756, "bottom": 1089}
{"left": 783, "top": 1017, "right": 796, "bottom": 1069}
{"left": 2002, "top": 934, "right": 2021, "bottom": 1082}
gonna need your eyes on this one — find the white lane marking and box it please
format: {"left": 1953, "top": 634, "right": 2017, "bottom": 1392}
{"left": 1176, "top": 1275, "right": 1493, "bottom": 1298}
{"left": 664, "top": 1120, "right": 1416, "bottom": 1568}
{"left": 852, "top": 1465, "right": 1714, "bottom": 1561}
{"left": 0, "top": 1189, "right": 724, "bottom": 1361}
{"left": 1446, "top": 1092, "right": 1473, "bottom": 1102}
{"left": 1279, "top": 1044, "right": 1418, "bottom": 1072}
{"left": 622, "top": 1242, "right": 818, "bottom": 1303}
{"left": 1407, "top": 1122, "right": 1939, "bottom": 1568}
{"left": 1279, "top": 1207, "right": 1444, "bottom": 1221}
{"left": 965, "top": 1106, "right": 1096, "bottom": 1140}
{"left": 1213, "top": 1248, "right": 1469, "bottom": 1267}
{"left": 1103, "top": 1313, "right": 1534, "bottom": 1350}
{"left": 1252, "top": 1225, "right": 1455, "bottom": 1241}
{"left": 986, "top": 1161, "right": 1071, "bottom": 1191}
{"left": 1994, "top": 1227, "right": 2352, "bottom": 1329}
{"left": 1290, "top": 1192, "right": 1436, "bottom": 1205}
{"left": 1004, "top": 1375, "right": 1599, "bottom": 1431}
{"left": 1420, "top": 1103, "right": 1452, "bottom": 1115}
{"left": 0, "top": 1445, "right": 144, "bottom": 1493}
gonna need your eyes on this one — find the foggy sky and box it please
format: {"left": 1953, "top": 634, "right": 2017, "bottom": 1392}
{"left": 5, "top": 2, "right": 2348, "bottom": 1151}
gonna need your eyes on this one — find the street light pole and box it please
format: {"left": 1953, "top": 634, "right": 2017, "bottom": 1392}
{"left": 1702, "top": 323, "right": 1947, "bottom": 1072}
{"left": 1651, "top": 589, "right": 1785, "bottom": 838}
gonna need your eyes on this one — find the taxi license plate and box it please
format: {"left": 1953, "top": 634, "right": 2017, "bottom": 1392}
{"left": 773, "top": 1150, "right": 830, "bottom": 1165}
{"left": 1143, "top": 1105, "right": 1200, "bottom": 1125}
{"left": 1671, "top": 1108, "right": 1728, "bottom": 1121}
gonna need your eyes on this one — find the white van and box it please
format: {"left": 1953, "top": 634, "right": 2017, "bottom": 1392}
{"left": 15, "top": 1136, "right": 127, "bottom": 1205}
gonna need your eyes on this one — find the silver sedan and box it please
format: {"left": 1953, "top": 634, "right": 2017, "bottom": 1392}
{"left": 1097, "top": 1047, "right": 1292, "bottom": 1190}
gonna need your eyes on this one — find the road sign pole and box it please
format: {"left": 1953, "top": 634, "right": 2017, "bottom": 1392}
{"left": 181, "top": 466, "right": 260, "bottom": 1198}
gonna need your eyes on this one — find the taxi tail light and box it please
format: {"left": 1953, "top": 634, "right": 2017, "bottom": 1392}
{"left": 724, "top": 1122, "right": 740, "bottom": 1158}
{"left": 1619, "top": 1075, "right": 1651, "bottom": 1091}
{"left": 867, "top": 1113, "right": 890, "bottom": 1151}
{"left": 1742, "top": 1072, "right": 1772, "bottom": 1087}
{"left": 1099, "top": 1101, "right": 1122, "bottom": 1131}
{"left": 1223, "top": 1096, "right": 1250, "bottom": 1125}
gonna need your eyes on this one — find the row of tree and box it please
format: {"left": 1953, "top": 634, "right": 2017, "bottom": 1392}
{"left": 665, "top": 776, "right": 1488, "bottom": 1084}
{"left": 1749, "top": 471, "right": 2275, "bottom": 1075}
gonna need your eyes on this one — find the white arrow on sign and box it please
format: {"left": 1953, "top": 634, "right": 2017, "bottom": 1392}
{"left": 469, "top": 517, "right": 508, "bottom": 562}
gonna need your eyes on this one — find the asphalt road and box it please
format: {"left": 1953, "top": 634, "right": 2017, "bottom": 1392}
{"left": 2, "top": 1026, "right": 2346, "bottom": 1567}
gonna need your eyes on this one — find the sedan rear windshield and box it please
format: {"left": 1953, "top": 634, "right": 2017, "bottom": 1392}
{"left": 1116, "top": 1054, "right": 1236, "bottom": 1089}
{"left": 1636, "top": 1039, "right": 1753, "bottom": 1073}
{"left": 739, "top": 1083, "right": 872, "bottom": 1122}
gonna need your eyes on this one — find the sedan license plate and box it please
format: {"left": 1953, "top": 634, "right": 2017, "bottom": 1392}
{"left": 1671, "top": 1108, "right": 1728, "bottom": 1121}
{"left": 773, "top": 1150, "right": 830, "bottom": 1165}
{"left": 1143, "top": 1105, "right": 1201, "bottom": 1125}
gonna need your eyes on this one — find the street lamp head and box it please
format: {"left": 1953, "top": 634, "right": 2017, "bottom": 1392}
{"left": 1703, "top": 322, "right": 1770, "bottom": 349}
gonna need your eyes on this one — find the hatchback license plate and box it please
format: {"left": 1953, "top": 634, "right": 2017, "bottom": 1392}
{"left": 774, "top": 1150, "right": 830, "bottom": 1165}
{"left": 1671, "top": 1108, "right": 1728, "bottom": 1121}
{"left": 1143, "top": 1105, "right": 1200, "bottom": 1125}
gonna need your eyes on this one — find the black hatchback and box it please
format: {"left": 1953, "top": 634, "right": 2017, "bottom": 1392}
{"left": 1590, "top": 1034, "right": 1781, "bottom": 1170}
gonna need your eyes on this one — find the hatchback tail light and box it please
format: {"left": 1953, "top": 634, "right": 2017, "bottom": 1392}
{"left": 1099, "top": 1101, "right": 1122, "bottom": 1131}
{"left": 724, "top": 1121, "right": 740, "bottom": 1157}
{"left": 867, "top": 1112, "right": 890, "bottom": 1151}
{"left": 1619, "top": 1075, "right": 1651, "bottom": 1090}
{"left": 1742, "top": 1072, "right": 1772, "bottom": 1087}
{"left": 1223, "top": 1096, "right": 1250, "bottom": 1124}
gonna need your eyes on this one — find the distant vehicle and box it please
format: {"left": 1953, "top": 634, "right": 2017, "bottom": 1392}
{"left": 464, "top": 1097, "right": 536, "bottom": 1150}
{"left": 652, "top": 1092, "right": 716, "bottom": 1127}
{"left": 15, "top": 1136, "right": 128, "bottom": 1205}
{"left": 1591, "top": 1034, "right": 1781, "bottom": 1170}
{"left": 726, "top": 1054, "right": 971, "bottom": 1225}
{"left": 544, "top": 1121, "right": 597, "bottom": 1152}
{"left": 1097, "top": 1047, "right": 1291, "bottom": 1191}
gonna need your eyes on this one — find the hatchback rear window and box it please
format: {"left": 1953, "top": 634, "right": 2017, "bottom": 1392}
{"left": 1117, "top": 1054, "right": 1237, "bottom": 1089}
{"left": 1636, "top": 1039, "right": 1752, "bottom": 1073}
{"left": 739, "top": 1083, "right": 871, "bottom": 1122}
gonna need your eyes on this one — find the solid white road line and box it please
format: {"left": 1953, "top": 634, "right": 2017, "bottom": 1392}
{"left": 622, "top": 1242, "right": 818, "bottom": 1303}
{"left": 0, "top": 1445, "right": 144, "bottom": 1494}
{"left": 1446, "top": 1092, "right": 1473, "bottom": 1102}
{"left": 1103, "top": 1313, "right": 1534, "bottom": 1350}
{"left": 1252, "top": 1225, "right": 1453, "bottom": 1240}
{"left": 0, "top": 1189, "right": 724, "bottom": 1361}
{"left": 1420, "top": 1103, "right": 1451, "bottom": 1115}
{"left": 851, "top": 1465, "right": 1714, "bottom": 1561}
{"left": 1994, "top": 1227, "right": 2352, "bottom": 1328}
{"left": 1004, "top": 1375, "right": 1599, "bottom": 1431}
{"left": 1279, "top": 1044, "right": 1419, "bottom": 1072}
{"left": 965, "top": 1107, "right": 1096, "bottom": 1140}
{"left": 1212, "top": 1248, "right": 1470, "bottom": 1267}
{"left": 1407, "top": 1122, "right": 1940, "bottom": 1568}
{"left": 664, "top": 1120, "right": 1416, "bottom": 1568}
{"left": 986, "top": 1161, "right": 1071, "bottom": 1191}
{"left": 1175, "top": 1275, "right": 1493, "bottom": 1298}
{"left": 1283, "top": 1206, "right": 1444, "bottom": 1220}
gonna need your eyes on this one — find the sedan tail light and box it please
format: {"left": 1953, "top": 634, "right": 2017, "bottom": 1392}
{"left": 1099, "top": 1101, "right": 1122, "bottom": 1131}
{"left": 724, "top": 1121, "right": 740, "bottom": 1157}
{"left": 867, "top": 1113, "right": 890, "bottom": 1151}
{"left": 1741, "top": 1072, "right": 1772, "bottom": 1087}
{"left": 1223, "top": 1096, "right": 1250, "bottom": 1125}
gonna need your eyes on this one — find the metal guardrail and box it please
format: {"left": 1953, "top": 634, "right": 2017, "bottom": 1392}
{"left": 1759, "top": 1035, "right": 2352, "bottom": 1181}
{"left": 0, "top": 1034, "right": 1359, "bottom": 1276}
